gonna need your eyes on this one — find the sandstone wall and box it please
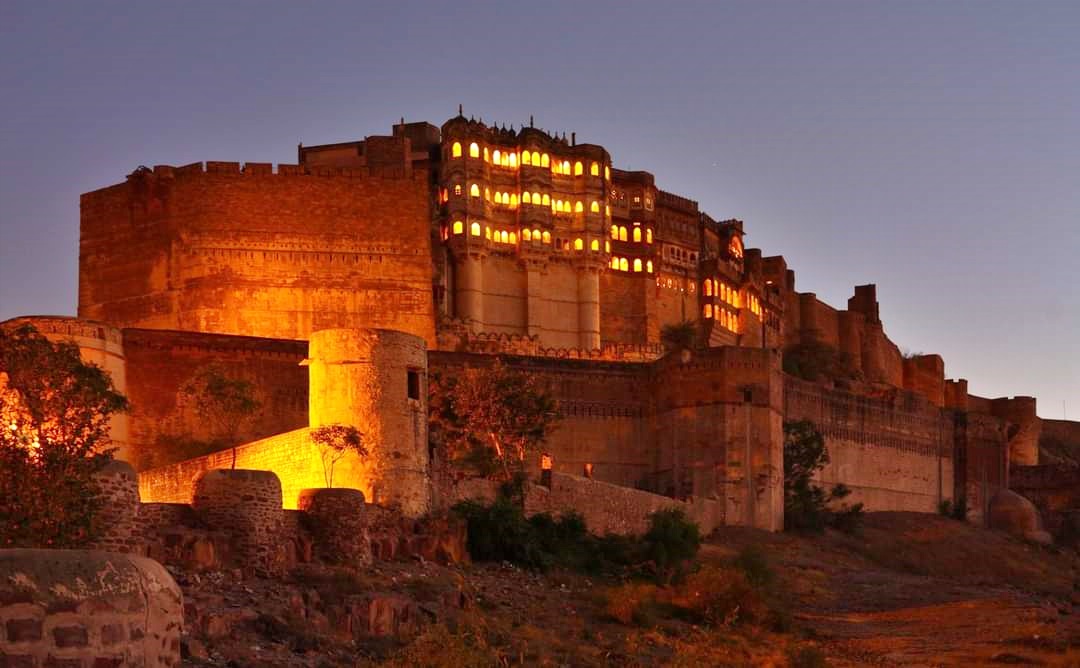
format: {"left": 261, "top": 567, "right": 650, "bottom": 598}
{"left": 79, "top": 163, "right": 436, "bottom": 347}
{"left": 0, "top": 550, "right": 183, "bottom": 667}
{"left": 784, "top": 376, "right": 953, "bottom": 513}
{"left": 122, "top": 328, "right": 308, "bottom": 469}
{"left": 1010, "top": 464, "right": 1080, "bottom": 540}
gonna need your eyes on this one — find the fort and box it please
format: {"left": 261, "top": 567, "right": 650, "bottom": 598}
{"left": 6, "top": 110, "right": 1078, "bottom": 538}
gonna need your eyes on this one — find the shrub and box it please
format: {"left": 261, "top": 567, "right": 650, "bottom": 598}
{"left": 644, "top": 508, "right": 701, "bottom": 583}
{"left": 733, "top": 544, "right": 774, "bottom": 589}
{"left": 603, "top": 582, "right": 661, "bottom": 625}
{"left": 672, "top": 565, "right": 767, "bottom": 627}
{"left": 784, "top": 420, "right": 864, "bottom": 533}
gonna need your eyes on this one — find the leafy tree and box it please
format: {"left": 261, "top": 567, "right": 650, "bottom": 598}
{"left": 162, "top": 364, "right": 261, "bottom": 468}
{"left": 643, "top": 508, "right": 701, "bottom": 584}
{"left": 428, "top": 359, "right": 558, "bottom": 481}
{"left": 310, "top": 423, "right": 366, "bottom": 488}
{"left": 0, "top": 324, "right": 128, "bottom": 547}
{"left": 783, "top": 420, "right": 864, "bottom": 532}
{"left": 660, "top": 320, "right": 697, "bottom": 352}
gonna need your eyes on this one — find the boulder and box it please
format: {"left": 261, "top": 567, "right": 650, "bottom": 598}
{"left": 988, "top": 489, "right": 1053, "bottom": 544}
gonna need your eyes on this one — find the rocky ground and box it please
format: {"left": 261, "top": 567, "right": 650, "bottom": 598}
{"left": 176, "top": 512, "right": 1080, "bottom": 667}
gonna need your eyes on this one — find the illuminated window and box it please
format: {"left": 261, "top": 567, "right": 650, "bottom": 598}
{"left": 605, "top": 240, "right": 611, "bottom": 253}
{"left": 562, "top": 160, "right": 570, "bottom": 174}
{"left": 604, "top": 166, "right": 610, "bottom": 180}
{"left": 501, "top": 230, "right": 509, "bottom": 243}
{"left": 542, "top": 231, "right": 551, "bottom": 243}
{"left": 590, "top": 239, "right": 599, "bottom": 251}
{"left": 509, "top": 152, "right": 517, "bottom": 168}
{"left": 510, "top": 194, "right": 518, "bottom": 208}
{"left": 610, "top": 258, "right": 618, "bottom": 269}
{"left": 633, "top": 258, "right": 642, "bottom": 272}
{"left": 590, "top": 162, "right": 599, "bottom": 176}
{"left": 470, "top": 222, "right": 481, "bottom": 236}
{"left": 452, "top": 220, "right": 463, "bottom": 235}
{"left": 531, "top": 191, "right": 540, "bottom": 204}
{"left": 574, "top": 161, "right": 583, "bottom": 176}
{"left": 494, "top": 191, "right": 502, "bottom": 204}
{"left": 452, "top": 142, "right": 462, "bottom": 157}
{"left": 705, "top": 304, "right": 713, "bottom": 318}
{"left": 605, "top": 205, "right": 611, "bottom": 217}
{"left": 704, "top": 280, "right": 712, "bottom": 297}
{"left": 591, "top": 201, "right": 600, "bottom": 213}
{"left": 646, "top": 260, "right": 653, "bottom": 273}
{"left": 610, "top": 225, "right": 618, "bottom": 239}
{"left": 541, "top": 194, "right": 550, "bottom": 206}
{"left": 469, "top": 183, "right": 480, "bottom": 197}
{"left": 541, "top": 153, "right": 550, "bottom": 167}
{"left": 492, "top": 149, "right": 501, "bottom": 164}
{"left": 523, "top": 229, "right": 532, "bottom": 242}
{"left": 618, "top": 226, "right": 628, "bottom": 242}
{"left": 522, "top": 151, "right": 531, "bottom": 165}
{"left": 509, "top": 232, "right": 517, "bottom": 244}
{"left": 533, "top": 228, "right": 540, "bottom": 241}
{"left": 485, "top": 226, "right": 492, "bottom": 240}
{"left": 619, "top": 258, "right": 629, "bottom": 271}
{"left": 633, "top": 227, "right": 642, "bottom": 243}
{"left": 575, "top": 201, "right": 583, "bottom": 213}
{"left": 532, "top": 151, "right": 541, "bottom": 165}
{"left": 469, "top": 142, "right": 480, "bottom": 158}
{"left": 483, "top": 147, "right": 489, "bottom": 162}
{"left": 646, "top": 229, "right": 653, "bottom": 243}
{"left": 574, "top": 238, "right": 583, "bottom": 250}
{"left": 454, "top": 184, "right": 462, "bottom": 196}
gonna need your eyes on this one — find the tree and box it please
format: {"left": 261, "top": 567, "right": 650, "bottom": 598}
{"left": 783, "top": 419, "right": 863, "bottom": 532}
{"left": 0, "top": 324, "right": 128, "bottom": 547}
{"left": 310, "top": 424, "right": 366, "bottom": 488}
{"left": 428, "top": 359, "right": 558, "bottom": 481}
{"left": 660, "top": 320, "right": 697, "bottom": 352}
{"left": 173, "top": 364, "right": 260, "bottom": 468}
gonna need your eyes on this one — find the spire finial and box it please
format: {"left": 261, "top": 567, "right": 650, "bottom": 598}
{"left": 530, "top": 115, "right": 534, "bottom": 128}
{"left": 458, "top": 103, "right": 463, "bottom": 115}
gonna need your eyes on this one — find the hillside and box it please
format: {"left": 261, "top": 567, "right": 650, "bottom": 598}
{"left": 178, "top": 512, "right": 1080, "bottom": 667}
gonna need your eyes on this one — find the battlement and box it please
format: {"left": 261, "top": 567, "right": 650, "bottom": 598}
{"left": 124, "top": 160, "right": 425, "bottom": 184}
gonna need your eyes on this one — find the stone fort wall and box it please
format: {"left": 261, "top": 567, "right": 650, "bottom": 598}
{"left": 79, "top": 162, "right": 436, "bottom": 347}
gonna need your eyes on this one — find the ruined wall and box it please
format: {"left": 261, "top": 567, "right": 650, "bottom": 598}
{"left": 1010, "top": 464, "right": 1080, "bottom": 540}
{"left": 0, "top": 550, "right": 183, "bottom": 667}
{"left": 121, "top": 328, "right": 307, "bottom": 470}
{"left": 79, "top": 163, "right": 436, "bottom": 347}
{"left": 784, "top": 376, "right": 953, "bottom": 513}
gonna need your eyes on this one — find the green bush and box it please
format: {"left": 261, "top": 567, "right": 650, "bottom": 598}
{"left": 644, "top": 508, "right": 701, "bottom": 583}
{"left": 732, "top": 544, "right": 774, "bottom": 589}
{"left": 784, "top": 420, "right": 864, "bottom": 533}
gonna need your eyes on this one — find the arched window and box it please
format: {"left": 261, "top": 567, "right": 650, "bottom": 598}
{"left": 542, "top": 231, "right": 551, "bottom": 244}
{"left": 646, "top": 229, "right": 653, "bottom": 243}
{"left": 523, "top": 229, "right": 532, "bottom": 242}
{"left": 492, "top": 149, "right": 501, "bottom": 164}
{"left": 532, "top": 192, "right": 541, "bottom": 204}
{"left": 610, "top": 258, "right": 618, "bottom": 269}
{"left": 619, "top": 258, "right": 629, "bottom": 271}
{"left": 469, "top": 142, "right": 480, "bottom": 158}
{"left": 510, "top": 194, "right": 518, "bottom": 208}
{"left": 470, "top": 183, "right": 480, "bottom": 197}
{"left": 574, "top": 238, "right": 583, "bottom": 250}
{"left": 454, "top": 184, "right": 462, "bottom": 196}
{"left": 562, "top": 160, "right": 570, "bottom": 174}
{"left": 590, "top": 239, "right": 599, "bottom": 251}
{"left": 633, "top": 227, "right": 642, "bottom": 243}
{"left": 524, "top": 192, "right": 533, "bottom": 205}
{"left": 618, "top": 227, "right": 628, "bottom": 242}
{"left": 522, "top": 151, "right": 531, "bottom": 165}
{"left": 485, "top": 226, "right": 492, "bottom": 240}
{"left": 646, "top": 260, "right": 653, "bottom": 273}
{"left": 541, "top": 193, "right": 550, "bottom": 206}
{"left": 591, "top": 201, "right": 600, "bottom": 213}
{"left": 590, "top": 162, "right": 600, "bottom": 176}
{"left": 605, "top": 205, "right": 611, "bottom": 217}
{"left": 452, "top": 142, "right": 462, "bottom": 157}
{"left": 575, "top": 201, "right": 583, "bottom": 213}
{"left": 541, "top": 153, "right": 550, "bottom": 167}
{"left": 485, "top": 188, "right": 491, "bottom": 201}
{"left": 533, "top": 228, "right": 540, "bottom": 241}
{"left": 574, "top": 161, "right": 583, "bottom": 176}
{"left": 705, "top": 304, "right": 713, "bottom": 318}
{"left": 532, "top": 151, "right": 540, "bottom": 165}
{"left": 483, "top": 147, "right": 489, "bottom": 162}
{"left": 509, "top": 152, "right": 517, "bottom": 168}
{"left": 633, "top": 258, "right": 642, "bottom": 272}
{"left": 509, "top": 232, "right": 517, "bottom": 244}
{"left": 452, "top": 220, "right": 463, "bottom": 235}
{"left": 704, "top": 280, "right": 712, "bottom": 297}
{"left": 501, "top": 230, "right": 509, "bottom": 244}
{"left": 494, "top": 191, "right": 502, "bottom": 204}
{"left": 610, "top": 225, "right": 618, "bottom": 239}
{"left": 604, "top": 166, "right": 610, "bottom": 180}
{"left": 605, "top": 240, "right": 611, "bottom": 253}
{"left": 470, "top": 222, "right": 481, "bottom": 236}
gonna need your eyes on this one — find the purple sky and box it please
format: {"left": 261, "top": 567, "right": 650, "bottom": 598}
{"left": 1, "top": 1, "right": 1077, "bottom": 418}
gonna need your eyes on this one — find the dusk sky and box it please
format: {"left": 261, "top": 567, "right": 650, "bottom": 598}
{"left": 1, "top": 1, "right": 1077, "bottom": 418}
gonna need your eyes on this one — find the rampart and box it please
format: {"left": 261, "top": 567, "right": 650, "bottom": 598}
{"left": 784, "top": 375, "right": 953, "bottom": 513}
{"left": 79, "top": 162, "right": 436, "bottom": 347}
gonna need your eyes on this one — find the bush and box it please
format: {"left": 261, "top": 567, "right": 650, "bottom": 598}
{"left": 603, "top": 582, "right": 661, "bottom": 625}
{"left": 733, "top": 544, "right": 774, "bottom": 589}
{"left": 672, "top": 565, "right": 767, "bottom": 627}
{"left": 644, "top": 508, "right": 702, "bottom": 584}
{"left": 784, "top": 420, "right": 864, "bottom": 533}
